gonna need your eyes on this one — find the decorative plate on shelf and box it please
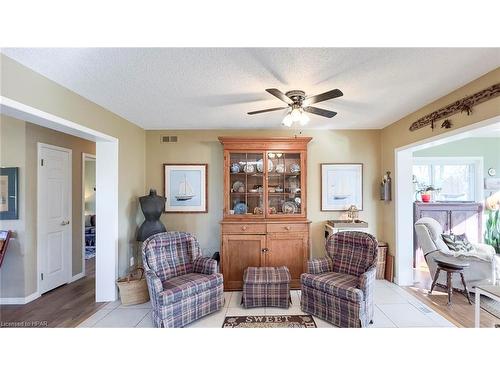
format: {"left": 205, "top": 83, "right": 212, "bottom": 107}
{"left": 289, "top": 163, "right": 300, "bottom": 173}
{"left": 232, "top": 181, "right": 245, "bottom": 193}
{"left": 243, "top": 163, "right": 255, "bottom": 173}
{"left": 282, "top": 201, "right": 298, "bottom": 214}
{"left": 234, "top": 202, "right": 248, "bottom": 214}
{"left": 256, "top": 159, "right": 264, "bottom": 173}
{"left": 275, "top": 163, "right": 285, "bottom": 174}
{"left": 230, "top": 163, "right": 240, "bottom": 173}
{"left": 267, "top": 159, "right": 274, "bottom": 173}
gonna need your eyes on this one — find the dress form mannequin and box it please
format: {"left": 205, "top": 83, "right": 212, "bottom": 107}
{"left": 137, "top": 189, "right": 167, "bottom": 241}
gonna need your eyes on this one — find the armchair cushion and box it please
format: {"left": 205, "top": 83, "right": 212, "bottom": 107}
{"left": 193, "top": 257, "right": 218, "bottom": 275}
{"left": 160, "top": 272, "right": 223, "bottom": 305}
{"left": 301, "top": 272, "right": 363, "bottom": 302}
{"left": 307, "top": 257, "right": 333, "bottom": 274}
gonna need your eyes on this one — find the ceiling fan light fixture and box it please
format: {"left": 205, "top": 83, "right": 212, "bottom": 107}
{"left": 299, "top": 112, "right": 310, "bottom": 126}
{"left": 282, "top": 113, "right": 293, "bottom": 127}
{"left": 291, "top": 107, "right": 302, "bottom": 122}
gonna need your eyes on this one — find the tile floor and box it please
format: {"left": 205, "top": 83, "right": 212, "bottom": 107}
{"left": 78, "top": 280, "right": 455, "bottom": 328}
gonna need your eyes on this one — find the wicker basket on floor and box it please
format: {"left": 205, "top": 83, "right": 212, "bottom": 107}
{"left": 116, "top": 267, "right": 150, "bottom": 306}
{"left": 376, "top": 243, "right": 388, "bottom": 280}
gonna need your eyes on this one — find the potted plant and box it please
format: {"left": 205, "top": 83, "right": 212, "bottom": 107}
{"left": 484, "top": 210, "right": 500, "bottom": 254}
{"left": 415, "top": 185, "right": 441, "bottom": 203}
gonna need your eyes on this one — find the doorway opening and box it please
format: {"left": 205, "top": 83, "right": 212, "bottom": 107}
{"left": 82, "top": 153, "right": 96, "bottom": 278}
{"left": 394, "top": 115, "right": 500, "bottom": 286}
{"left": 1, "top": 96, "right": 119, "bottom": 302}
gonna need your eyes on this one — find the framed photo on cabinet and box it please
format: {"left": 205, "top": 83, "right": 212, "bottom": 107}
{"left": 321, "top": 163, "right": 363, "bottom": 211}
{"left": 163, "top": 164, "right": 207, "bottom": 213}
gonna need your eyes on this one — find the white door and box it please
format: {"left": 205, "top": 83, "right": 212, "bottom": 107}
{"left": 38, "top": 144, "right": 72, "bottom": 294}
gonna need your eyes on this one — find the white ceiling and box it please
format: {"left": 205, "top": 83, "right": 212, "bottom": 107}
{"left": 2, "top": 48, "right": 499, "bottom": 130}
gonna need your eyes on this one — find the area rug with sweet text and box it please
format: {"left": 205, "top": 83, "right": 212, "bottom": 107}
{"left": 222, "top": 315, "right": 317, "bottom": 328}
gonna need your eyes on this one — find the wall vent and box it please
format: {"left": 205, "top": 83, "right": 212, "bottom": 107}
{"left": 161, "top": 136, "right": 178, "bottom": 143}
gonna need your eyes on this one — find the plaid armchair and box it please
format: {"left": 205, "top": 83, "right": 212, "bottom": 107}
{"left": 300, "top": 231, "right": 378, "bottom": 328}
{"left": 142, "top": 231, "right": 224, "bottom": 327}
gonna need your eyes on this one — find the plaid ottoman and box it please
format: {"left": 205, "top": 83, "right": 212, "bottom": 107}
{"left": 242, "top": 266, "right": 291, "bottom": 308}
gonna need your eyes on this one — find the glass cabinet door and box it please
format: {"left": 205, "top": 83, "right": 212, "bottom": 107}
{"left": 228, "top": 152, "right": 264, "bottom": 216}
{"left": 266, "top": 151, "right": 303, "bottom": 216}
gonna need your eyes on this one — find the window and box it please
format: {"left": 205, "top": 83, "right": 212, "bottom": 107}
{"left": 412, "top": 157, "right": 483, "bottom": 202}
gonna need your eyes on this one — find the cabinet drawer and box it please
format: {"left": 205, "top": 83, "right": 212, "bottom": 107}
{"left": 222, "top": 223, "right": 266, "bottom": 234}
{"left": 267, "top": 223, "right": 308, "bottom": 233}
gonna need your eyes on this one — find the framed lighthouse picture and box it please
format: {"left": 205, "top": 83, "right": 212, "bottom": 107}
{"left": 163, "top": 164, "right": 208, "bottom": 213}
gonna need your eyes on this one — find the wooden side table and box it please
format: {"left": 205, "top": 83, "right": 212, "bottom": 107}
{"left": 429, "top": 259, "right": 472, "bottom": 305}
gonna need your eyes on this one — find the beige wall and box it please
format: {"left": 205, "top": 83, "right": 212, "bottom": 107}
{"left": 1, "top": 54, "right": 146, "bottom": 297}
{"left": 145, "top": 129, "right": 382, "bottom": 258}
{"left": 0, "top": 115, "right": 27, "bottom": 298}
{"left": 380, "top": 67, "right": 500, "bottom": 256}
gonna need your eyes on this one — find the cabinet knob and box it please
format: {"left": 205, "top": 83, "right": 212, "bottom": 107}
{"left": 241, "top": 225, "right": 247, "bottom": 231}
{"left": 262, "top": 248, "right": 269, "bottom": 253}
{"left": 285, "top": 225, "right": 291, "bottom": 230}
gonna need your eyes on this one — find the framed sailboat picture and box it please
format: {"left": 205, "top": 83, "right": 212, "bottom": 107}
{"left": 321, "top": 163, "right": 363, "bottom": 211}
{"left": 164, "top": 164, "right": 207, "bottom": 213}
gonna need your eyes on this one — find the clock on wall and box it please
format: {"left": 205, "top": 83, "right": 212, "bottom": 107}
{"left": 488, "top": 168, "right": 496, "bottom": 177}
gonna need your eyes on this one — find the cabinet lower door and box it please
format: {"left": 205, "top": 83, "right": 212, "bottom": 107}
{"left": 266, "top": 232, "right": 308, "bottom": 289}
{"left": 222, "top": 234, "right": 265, "bottom": 290}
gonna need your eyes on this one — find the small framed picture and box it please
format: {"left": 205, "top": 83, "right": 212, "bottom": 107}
{"left": 321, "top": 163, "right": 363, "bottom": 211}
{"left": 0, "top": 167, "right": 19, "bottom": 220}
{"left": 164, "top": 164, "right": 207, "bottom": 213}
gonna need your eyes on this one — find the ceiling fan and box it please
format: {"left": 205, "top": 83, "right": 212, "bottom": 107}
{"left": 248, "top": 88, "right": 343, "bottom": 127}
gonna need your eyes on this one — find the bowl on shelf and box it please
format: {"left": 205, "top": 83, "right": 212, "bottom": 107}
{"left": 233, "top": 202, "right": 248, "bottom": 214}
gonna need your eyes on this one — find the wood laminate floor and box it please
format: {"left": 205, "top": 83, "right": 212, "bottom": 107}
{"left": 404, "top": 269, "right": 500, "bottom": 328}
{"left": 0, "top": 258, "right": 104, "bottom": 328}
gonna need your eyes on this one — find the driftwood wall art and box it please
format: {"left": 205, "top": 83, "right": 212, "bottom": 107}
{"left": 409, "top": 83, "right": 500, "bottom": 132}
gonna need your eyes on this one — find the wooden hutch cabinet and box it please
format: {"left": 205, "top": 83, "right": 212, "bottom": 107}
{"left": 219, "top": 137, "right": 312, "bottom": 290}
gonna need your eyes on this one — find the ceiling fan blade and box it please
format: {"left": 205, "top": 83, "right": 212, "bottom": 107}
{"left": 247, "top": 106, "right": 288, "bottom": 115}
{"left": 303, "top": 89, "right": 343, "bottom": 106}
{"left": 265, "top": 88, "right": 294, "bottom": 104}
{"left": 303, "top": 106, "right": 337, "bottom": 118}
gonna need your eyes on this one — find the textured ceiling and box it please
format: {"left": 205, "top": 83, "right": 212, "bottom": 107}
{"left": 2, "top": 48, "right": 499, "bottom": 130}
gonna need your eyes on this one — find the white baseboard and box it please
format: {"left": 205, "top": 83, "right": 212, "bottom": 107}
{"left": 0, "top": 292, "right": 40, "bottom": 305}
{"left": 70, "top": 272, "right": 85, "bottom": 283}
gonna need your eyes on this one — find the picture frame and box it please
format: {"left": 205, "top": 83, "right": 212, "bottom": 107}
{"left": 163, "top": 164, "right": 207, "bottom": 213}
{"left": 321, "top": 163, "right": 363, "bottom": 211}
{"left": 0, "top": 167, "right": 19, "bottom": 220}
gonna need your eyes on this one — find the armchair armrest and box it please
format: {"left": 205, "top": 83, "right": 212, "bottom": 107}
{"left": 307, "top": 257, "right": 333, "bottom": 274}
{"left": 358, "top": 266, "right": 376, "bottom": 297}
{"left": 145, "top": 269, "right": 163, "bottom": 294}
{"left": 193, "top": 257, "right": 218, "bottom": 275}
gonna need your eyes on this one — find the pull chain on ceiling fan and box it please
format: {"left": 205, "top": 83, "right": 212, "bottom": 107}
{"left": 247, "top": 88, "right": 343, "bottom": 127}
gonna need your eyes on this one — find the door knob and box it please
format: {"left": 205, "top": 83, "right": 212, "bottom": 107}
{"left": 61, "top": 220, "right": 70, "bottom": 225}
